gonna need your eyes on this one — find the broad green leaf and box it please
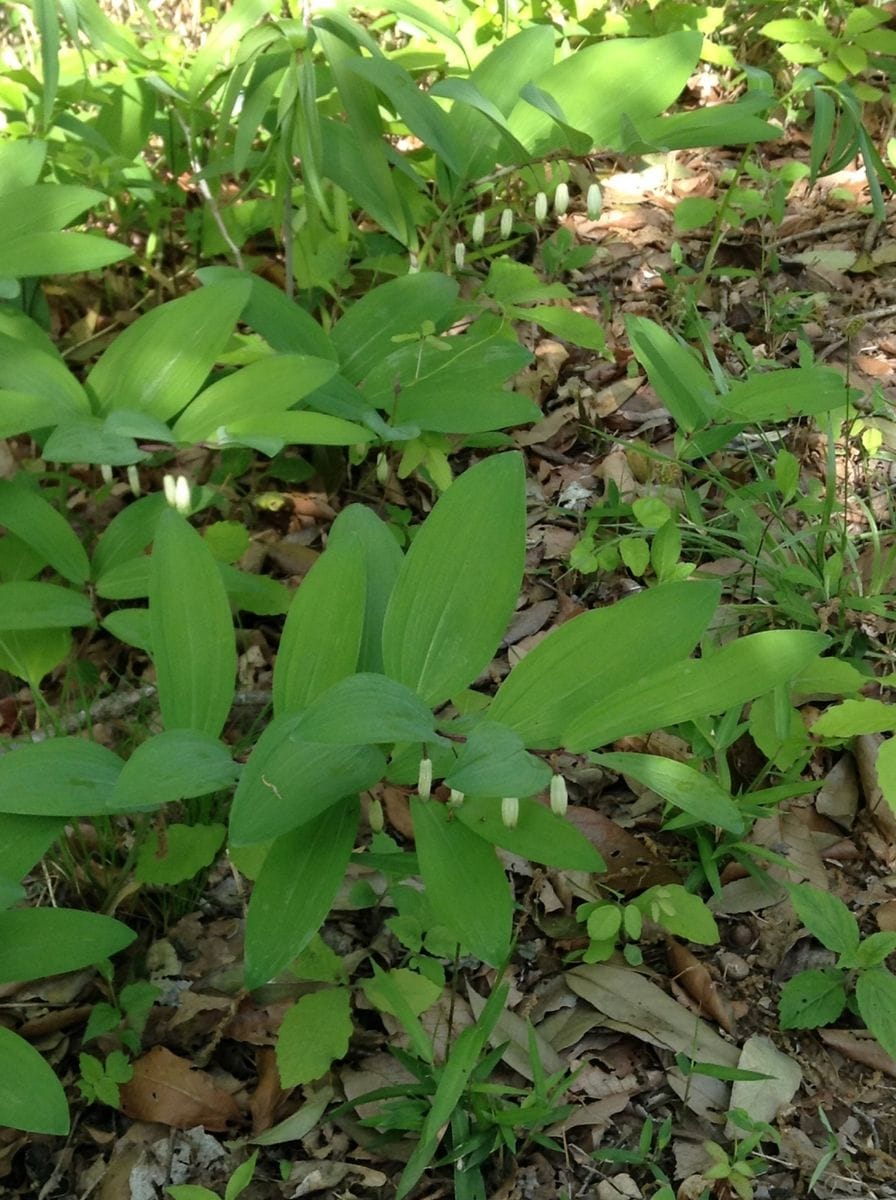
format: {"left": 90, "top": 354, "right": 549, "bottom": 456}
{"left": 591, "top": 753, "right": 745, "bottom": 835}
{"left": 276, "top": 986, "right": 352, "bottom": 1086}
{"left": 87, "top": 281, "right": 250, "bottom": 419}
{"left": 382, "top": 454, "right": 525, "bottom": 706}
{"left": 328, "top": 504, "right": 402, "bottom": 673}
{"left": 222, "top": 410, "right": 374, "bottom": 447}
{"left": 525, "top": 306, "right": 608, "bottom": 354}
{"left": 101, "top": 608, "right": 151, "bottom": 653}
{"left": 721, "top": 366, "right": 848, "bottom": 423}
{"left": 490, "top": 581, "right": 719, "bottom": 749}
{"left": 779, "top": 969, "right": 847, "bottom": 1029}
{"left": 0, "top": 232, "right": 131, "bottom": 277}
{"left": 0, "top": 907, "right": 134, "bottom": 983}
{"left": 633, "top": 884, "right": 718, "bottom": 944}
{"left": 791, "top": 655, "right": 867, "bottom": 700}
{"left": 444, "top": 722, "right": 551, "bottom": 798}
{"left": 0, "top": 738, "right": 122, "bottom": 816}
{"left": 296, "top": 674, "right": 437, "bottom": 744}
{"left": 217, "top": 564, "right": 290, "bottom": 615}
{"left": 811, "top": 698, "right": 896, "bottom": 738}
{"left": 0, "top": 581, "right": 93, "bottom": 630}
{"left": 150, "top": 510, "right": 236, "bottom": 737}
{"left": 855, "top": 968, "right": 896, "bottom": 1060}
{"left": 196, "top": 267, "right": 335, "bottom": 359}
{"left": 0, "top": 389, "right": 76, "bottom": 439}
{"left": 135, "top": 822, "right": 226, "bottom": 885}
{"left": 627, "top": 97, "right": 779, "bottom": 152}
{"left": 229, "top": 713, "right": 383, "bottom": 845}
{"left": 0, "top": 475, "right": 89, "bottom": 584}
{"left": 0, "top": 814, "right": 63, "bottom": 886}
{"left": 0, "top": 183, "right": 101, "bottom": 238}
{"left": 789, "top": 884, "right": 860, "bottom": 956}
{"left": 843, "top": 931, "right": 896, "bottom": 969}
{"left": 625, "top": 315, "right": 717, "bottom": 432}
{"left": 42, "top": 417, "right": 145, "bottom": 466}
{"left": 0, "top": 1028, "right": 69, "bottom": 1133}
{"left": 171, "top": 355, "right": 338, "bottom": 444}
{"left": 564, "top": 630, "right": 828, "bottom": 751}
{"left": 0, "top": 332, "right": 88, "bottom": 412}
{"left": 114, "top": 731, "right": 238, "bottom": 812}
{"left": 0, "top": 627, "right": 71, "bottom": 685}
{"left": 361, "top": 966, "right": 442, "bottom": 1019}
{"left": 188, "top": 0, "right": 275, "bottom": 99}
{"left": 330, "top": 272, "right": 458, "bottom": 384}
{"left": 411, "top": 797, "right": 512, "bottom": 967}
{"left": 454, "top": 796, "right": 605, "bottom": 872}
{"left": 877, "top": 737, "right": 896, "bottom": 816}
{"left": 273, "top": 535, "right": 365, "bottom": 717}
{"left": 674, "top": 196, "right": 718, "bottom": 230}
{"left": 245, "top": 800, "right": 358, "bottom": 989}
{"left": 0, "top": 139, "right": 46, "bottom": 193}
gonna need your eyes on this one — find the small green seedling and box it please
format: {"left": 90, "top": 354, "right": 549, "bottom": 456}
{"left": 167, "top": 1150, "right": 258, "bottom": 1200}
{"left": 575, "top": 884, "right": 719, "bottom": 965}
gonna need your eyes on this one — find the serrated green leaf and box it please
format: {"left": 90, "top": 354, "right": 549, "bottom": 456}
{"left": 276, "top": 987, "right": 352, "bottom": 1086}
{"left": 790, "top": 884, "right": 860, "bottom": 956}
{"left": 779, "top": 968, "right": 847, "bottom": 1029}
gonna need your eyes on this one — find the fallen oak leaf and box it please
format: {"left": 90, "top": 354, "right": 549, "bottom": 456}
{"left": 119, "top": 1045, "right": 242, "bottom": 1132}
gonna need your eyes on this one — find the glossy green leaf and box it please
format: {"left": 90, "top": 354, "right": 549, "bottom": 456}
{"left": 411, "top": 797, "right": 512, "bottom": 967}
{"left": 0, "top": 232, "right": 131, "bottom": 277}
{"left": 565, "top": 630, "right": 829, "bottom": 751}
{"left": 444, "top": 722, "right": 551, "bottom": 798}
{"left": 327, "top": 504, "right": 402, "bottom": 673}
{"left": 149, "top": 509, "right": 236, "bottom": 737}
{"left": 625, "top": 315, "right": 717, "bottom": 432}
{"left": 0, "top": 737, "right": 122, "bottom": 816}
{"left": 296, "top": 674, "right": 437, "bottom": 745}
{"left": 627, "top": 96, "right": 779, "bottom": 152}
{"left": 0, "top": 140, "right": 46, "bottom": 194}
{"left": 245, "top": 799, "right": 358, "bottom": 988}
{"left": 87, "top": 280, "right": 250, "bottom": 419}
{"left": 276, "top": 986, "right": 352, "bottom": 1086}
{"left": 229, "top": 713, "right": 383, "bottom": 845}
{"left": 490, "top": 581, "right": 719, "bottom": 749}
{"left": 196, "top": 267, "right": 335, "bottom": 359}
{"left": 0, "top": 389, "right": 75, "bottom": 439}
{"left": 454, "top": 796, "right": 605, "bottom": 872}
{"left": 0, "top": 332, "right": 88, "bottom": 412}
{"left": 382, "top": 454, "right": 525, "bottom": 706}
{"left": 171, "top": 355, "right": 338, "bottom": 443}
{"left": 0, "top": 581, "right": 93, "bottom": 630}
{"left": 0, "top": 1028, "right": 69, "bottom": 1134}
{"left": 592, "top": 752, "right": 745, "bottom": 835}
{"left": 273, "top": 535, "right": 365, "bottom": 717}
{"left": 0, "top": 475, "right": 89, "bottom": 585}
{"left": 0, "top": 907, "right": 134, "bottom": 983}
{"left": 0, "top": 184, "right": 106, "bottom": 240}
{"left": 113, "top": 731, "right": 238, "bottom": 812}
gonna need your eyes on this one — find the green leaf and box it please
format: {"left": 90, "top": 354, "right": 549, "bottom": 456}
{"left": 455, "top": 796, "right": 605, "bottom": 872}
{"left": 855, "top": 968, "right": 896, "bottom": 1060}
{"left": 843, "top": 932, "right": 896, "bottom": 969}
{"left": 789, "top": 884, "right": 860, "bottom": 956}
{"left": 114, "top": 731, "right": 238, "bottom": 812}
{"left": 276, "top": 987, "right": 352, "bottom": 1086}
{"left": 92, "top": 493, "right": 167, "bottom": 576}
{"left": 525, "top": 305, "right": 608, "bottom": 354}
{"left": 779, "top": 969, "right": 847, "bottom": 1029}
{"left": 102, "top": 607, "right": 151, "bottom": 653}
{"left": 382, "top": 454, "right": 525, "bottom": 707}
{"left": 490, "top": 581, "right": 719, "bottom": 749}
{"left": 296, "top": 673, "right": 437, "bottom": 744}
{"left": 0, "top": 581, "right": 93, "bottom": 630}
{"left": 87, "top": 281, "right": 250, "bottom": 419}
{"left": 564, "top": 630, "right": 829, "bottom": 751}
{"left": 0, "top": 814, "right": 63, "bottom": 887}
{"left": 674, "top": 197, "right": 718, "bottom": 230}
{"left": 361, "top": 966, "right": 442, "bottom": 1019}
{"left": 811, "top": 698, "right": 896, "bottom": 738}
{"left": 150, "top": 509, "right": 236, "bottom": 737}
{"left": 0, "top": 232, "right": 131, "bottom": 277}
{"left": 0, "top": 1027, "right": 69, "bottom": 1133}
{"left": 167, "top": 1187, "right": 218, "bottom": 1200}
{"left": 222, "top": 410, "right": 374, "bottom": 448}
{"left": 171, "top": 355, "right": 338, "bottom": 444}
{"left": 634, "top": 885, "right": 718, "bottom": 944}
{"left": 411, "top": 797, "right": 512, "bottom": 967}
{"left": 135, "top": 822, "right": 226, "bottom": 885}
{"left": 42, "top": 416, "right": 145, "bottom": 466}
{"left": 0, "top": 331, "right": 88, "bottom": 413}
{"left": 196, "top": 267, "right": 335, "bottom": 360}
{"left": 327, "top": 504, "right": 403, "bottom": 674}
{"left": 721, "top": 366, "right": 848, "bottom": 423}
{"left": 245, "top": 800, "right": 358, "bottom": 989}
{"left": 877, "top": 737, "right": 896, "bottom": 817}
{"left": 0, "top": 627, "right": 71, "bottom": 686}
{"left": 0, "top": 389, "right": 76, "bottom": 439}
{"left": 591, "top": 753, "right": 745, "bottom": 835}
{"left": 443, "top": 722, "right": 551, "bottom": 798}
{"left": 229, "top": 713, "right": 383, "bottom": 845}
{"left": 273, "top": 534, "right": 365, "bottom": 717}
{"left": 0, "top": 738, "right": 122, "bottom": 817}
{"left": 625, "top": 315, "right": 717, "bottom": 432}
{"left": 224, "top": 1151, "right": 259, "bottom": 1200}
{"left": 0, "top": 908, "right": 134, "bottom": 984}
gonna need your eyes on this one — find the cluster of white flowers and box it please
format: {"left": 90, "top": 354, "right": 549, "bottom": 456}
{"left": 452, "top": 180, "right": 602, "bottom": 267}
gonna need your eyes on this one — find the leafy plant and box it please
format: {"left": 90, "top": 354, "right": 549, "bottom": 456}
{"left": 575, "top": 883, "right": 719, "bottom": 966}
{"left": 167, "top": 1151, "right": 259, "bottom": 1200}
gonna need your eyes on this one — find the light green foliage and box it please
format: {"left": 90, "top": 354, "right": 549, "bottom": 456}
{"left": 276, "top": 987, "right": 353, "bottom": 1086}
{"left": 577, "top": 884, "right": 718, "bottom": 965}
{"left": 77, "top": 1050, "right": 133, "bottom": 1108}
{"left": 167, "top": 1151, "right": 259, "bottom": 1200}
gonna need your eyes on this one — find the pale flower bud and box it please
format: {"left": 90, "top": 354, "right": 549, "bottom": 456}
{"left": 587, "top": 182, "right": 602, "bottom": 220}
{"left": 376, "top": 452, "right": 389, "bottom": 486}
{"left": 500, "top": 207, "right": 513, "bottom": 239}
{"left": 417, "top": 756, "right": 432, "bottom": 800}
{"left": 471, "top": 212, "right": 485, "bottom": 245}
{"left": 100, "top": 464, "right": 113, "bottom": 485}
{"left": 368, "top": 797, "right": 384, "bottom": 833}
{"left": 126, "top": 465, "right": 141, "bottom": 497}
{"left": 534, "top": 191, "right": 548, "bottom": 221}
{"left": 550, "top": 774, "right": 568, "bottom": 816}
{"left": 173, "top": 475, "right": 192, "bottom": 515}
{"left": 554, "top": 182, "right": 569, "bottom": 216}
{"left": 501, "top": 796, "right": 519, "bottom": 828}
{"left": 448, "top": 789, "right": 465, "bottom": 807}
{"left": 454, "top": 241, "right": 466, "bottom": 269}
{"left": 163, "top": 474, "right": 177, "bottom": 506}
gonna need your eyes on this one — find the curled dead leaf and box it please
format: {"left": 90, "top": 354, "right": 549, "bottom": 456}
{"left": 119, "top": 1046, "right": 242, "bottom": 1132}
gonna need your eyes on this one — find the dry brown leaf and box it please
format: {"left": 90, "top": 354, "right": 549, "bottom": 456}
{"left": 815, "top": 754, "right": 859, "bottom": 829}
{"left": 817, "top": 1028, "right": 896, "bottom": 1078}
{"left": 249, "top": 1047, "right": 290, "bottom": 1135}
{"left": 564, "top": 806, "right": 680, "bottom": 892}
{"left": 119, "top": 1046, "right": 242, "bottom": 1132}
{"left": 666, "top": 939, "right": 736, "bottom": 1034}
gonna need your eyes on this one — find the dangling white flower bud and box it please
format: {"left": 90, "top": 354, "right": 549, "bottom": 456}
{"left": 163, "top": 474, "right": 177, "bottom": 506}
{"left": 448, "top": 789, "right": 465, "bottom": 808}
{"left": 368, "top": 797, "right": 384, "bottom": 833}
{"left": 417, "top": 756, "right": 432, "bottom": 800}
{"left": 376, "top": 452, "right": 389, "bottom": 486}
{"left": 126, "top": 465, "right": 141, "bottom": 497}
{"left": 173, "top": 475, "right": 192, "bottom": 515}
{"left": 550, "top": 774, "right": 568, "bottom": 817}
{"left": 408, "top": 252, "right": 420, "bottom": 275}
{"left": 454, "top": 241, "right": 466, "bottom": 269}
{"left": 554, "top": 182, "right": 569, "bottom": 216}
{"left": 501, "top": 796, "right": 519, "bottom": 828}
{"left": 534, "top": 191, "right": 548, "bottom": 221}
{"left": 587, "top": 183, "right": 602, "bottom": 220}
{"left": 100, "top": 464, "right": 113, "bottom": 485}
{"left": 500, "top": 207, "right": 513, "bottom": 239}
{"left": 471, "top": 212, "right": 485, "bottom": 245}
